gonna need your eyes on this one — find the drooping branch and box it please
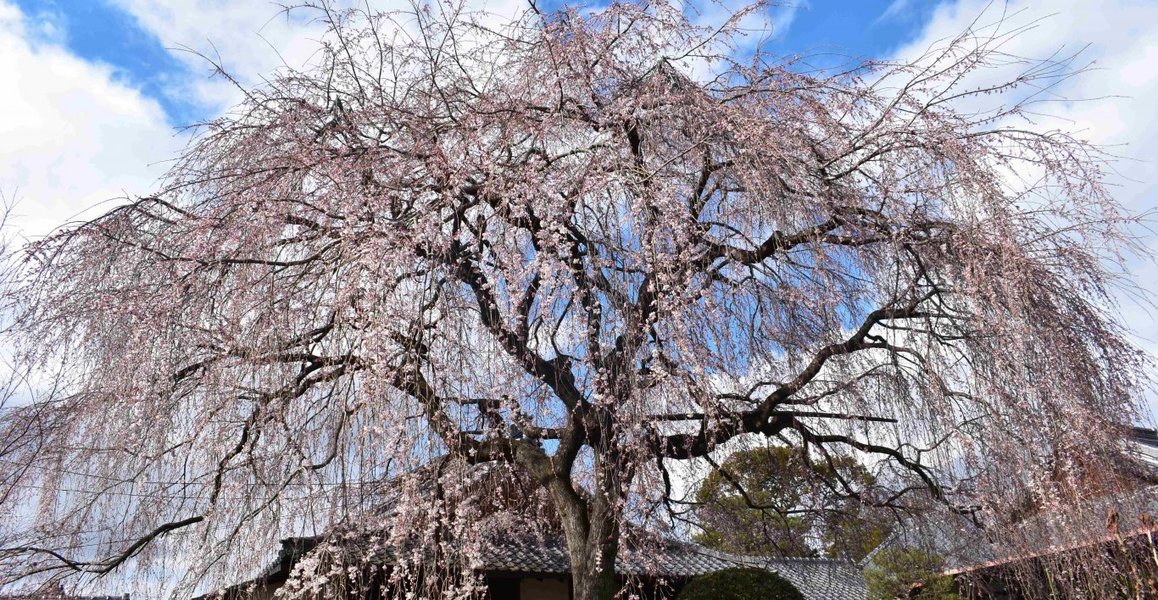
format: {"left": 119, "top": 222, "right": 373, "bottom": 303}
{"left": 2, "top": 516, "right": 205, "bottom": 579}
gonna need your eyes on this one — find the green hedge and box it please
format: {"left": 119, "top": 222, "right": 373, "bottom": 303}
{"left": 676, "top": 567, "right": 805, "bottom": 600}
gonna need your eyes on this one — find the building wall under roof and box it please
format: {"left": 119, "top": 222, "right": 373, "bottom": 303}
{"left": 518, "top": 577, "right": 569, "bottom": 600}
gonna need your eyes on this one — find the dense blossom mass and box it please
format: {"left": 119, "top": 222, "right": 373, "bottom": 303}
{"left": 0, "top": 1, "right": 1150, "bottom": 599}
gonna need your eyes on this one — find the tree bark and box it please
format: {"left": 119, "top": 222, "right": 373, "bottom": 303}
{"left": 565, "top": 511, "right": 619, "bottom": 600}
{"left": 548, "top": 457, "right": 622, "bottom": 600}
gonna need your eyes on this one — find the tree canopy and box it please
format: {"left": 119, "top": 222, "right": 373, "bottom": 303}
{"left": 0, "top": 1, "right": 1150, "bottom": 599}
{"left": 865, "top": 548, "right": 958, "bottom": 600}
{"left": 693, "top": 446, "right": 891, "bottom": 561}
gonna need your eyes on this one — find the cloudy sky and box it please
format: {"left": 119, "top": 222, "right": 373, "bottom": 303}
{"left": 1, "top": 0, "right": 1155, "bottom": 411}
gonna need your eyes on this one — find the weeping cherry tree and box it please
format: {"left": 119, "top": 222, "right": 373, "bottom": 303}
{"left": 0, "top": 1, "right": 1151, "bottom": 599}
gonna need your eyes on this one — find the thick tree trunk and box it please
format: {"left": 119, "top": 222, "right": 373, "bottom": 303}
{"left": 547, "top": 457, "right": 623, "bottom": 600}
{"left": 564, "top": 513, "right": 619, "bottom": 600}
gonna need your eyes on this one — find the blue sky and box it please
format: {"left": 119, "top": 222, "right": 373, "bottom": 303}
{"left": 767, "top": 0, "right": 939, "bottom": 56}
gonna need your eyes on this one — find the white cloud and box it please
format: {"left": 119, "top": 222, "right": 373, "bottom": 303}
{"left": 889, "top": 0, "right": 1158, "bottom": 416}
{"left": 105, "top": 0, "right": 530, "bottom": 114}
{"left": 0, "top": 0, "right": 182, "bottom": 239}
{"left": 889, "top": 0, "right": 1158, "bottom": 204}
{"left": 875, "top": 0, "right": 910, "bottom": 24}
{"left": 671, "top": 0, "right": 801, "bottom": 81}
{"left": 103, "top": 0, "right": 334, "bottom": 113}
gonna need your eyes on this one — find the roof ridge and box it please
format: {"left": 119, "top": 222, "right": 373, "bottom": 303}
{"left": 684, "top": 543, "right": 860, "bottom": 567}
{"left": 859, "top": 526, "right": 900, "bottom": 567}
{"left": 737, "top": 554, "right": 861, "bottom": 566}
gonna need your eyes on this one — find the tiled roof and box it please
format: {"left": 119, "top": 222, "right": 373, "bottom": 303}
{"left": 869, "top": 429, "right": 1158, "bottom": 575}
{"left": 478, "top": 535, "right": 736, "bottom": 577}
{"left": 262, "top": 533, "right": 866, "bottom": 600}
{"left": 0, "top": 590, "right": 127, "bottom": 600}
{"left": 873, "top": 485, "right": 1158, "bottom": 575}
{"left": 732, "top": 554, "right": 869, "bottom": 600}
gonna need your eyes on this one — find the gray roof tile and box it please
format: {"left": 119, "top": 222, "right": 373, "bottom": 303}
{"left": 478, "top": 535, "right": 866, "bottom": 600}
